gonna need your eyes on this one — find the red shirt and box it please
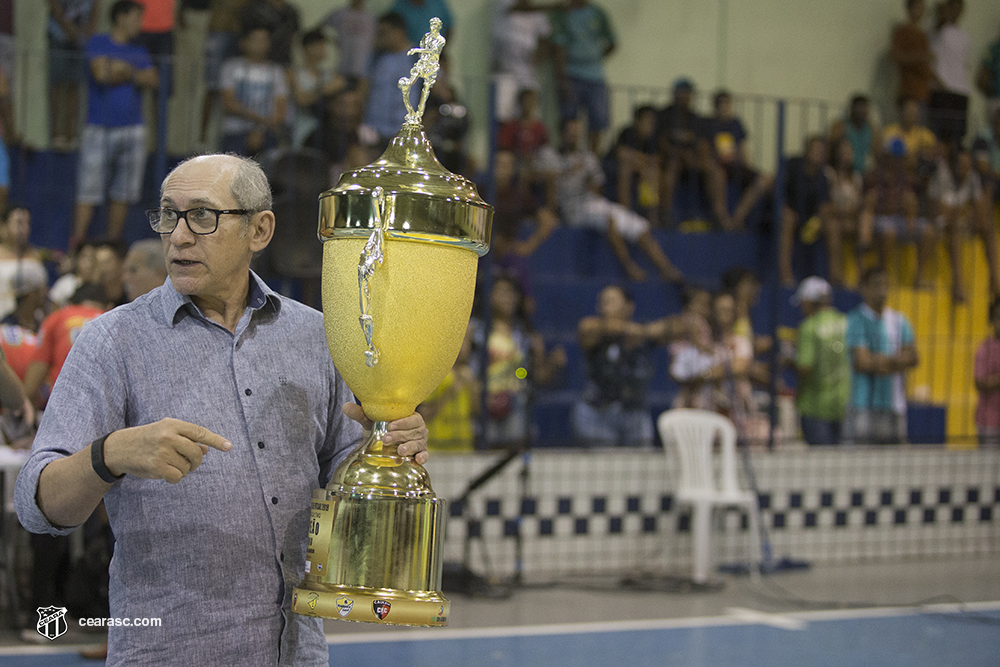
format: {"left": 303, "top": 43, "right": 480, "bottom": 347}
{"left": 497, "top": 119, "right": 549, "bottom": 158}
{"left": 136, "top": 0, "right": 175, "bottom": 33}
{"left": 33, "top": 304, "right": 105, "bottom": 386}
{"left": 0, "top": 324, "right": 38, "bottom": 381}
{"left": 975, "top": 337, "right": 1000, "bottom": 429}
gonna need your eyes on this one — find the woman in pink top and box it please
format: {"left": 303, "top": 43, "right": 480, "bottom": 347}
{"left": 975, "top": 298, "right": 1000, "bottom": 445}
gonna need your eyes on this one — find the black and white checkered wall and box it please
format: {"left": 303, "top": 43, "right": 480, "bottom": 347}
{"left": 429, "top": 448, "right": 1000, "bottom": 580}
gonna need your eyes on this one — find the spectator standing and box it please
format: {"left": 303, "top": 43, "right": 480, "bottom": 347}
{"left": 48, "top": 0, "right": 101, "bottom": 150}
{"left": 702, "top": 89, "right": 774, "bottom": 230}
{"left": 320, "top": 0, "right": 376, "bottom": 86}
{"left": 890, "top": 0, "right": 938, "bottom": 108}
{"left": 978, "top": 27, "right": 1000, "bottom": 119}
{"left": 844, "top": 266, "right": 918, "bottom": 445}
{"left": 391, "top": 0, "right": 454, "bottom": 46}
{"left": 360, "top": 12, "right": 415, "bottom": 153}
{"left": 829, "top": 95, "right": 880, "bottom": 177}
{"left": 135, "top": 0, "right": 177, "bottom": 68}
{"left": 94, "top": 239, "right": 127, "bottom": 307}
{"left": 609, "top": 105, "right": 660, "bottom": 219}
{"left": 199, "top": 0, "right": 249, "bottom": 145}
{"left": 550, "top": 0, "right": 615, "bottom": 154}
{"left": 288, "top": 29, "right": 344, "bottom": 150}
{"left": 239, "top": 0, "right": 299, "bottom": 66}
{"left": 573, "top": 284, "right": 666, "bottom": 448}
{"left": 928, "top": 144, "right": 1000, "bottom": 301}
{"left": 536, "top": 117, "right": 683, "bottom": 283}
{"left": 491, "top": 0, "right": 551, "bottom": 122}
{"left": 73, "top": 0, "right": 158, "bottom": 244}
{"left": 975, "top": 297, "right": 1000, "bottom": 446}
{"left": 792, "top": 277, "right": 850, "bottom": 446}
{"left": 779, "top": 136, "right": 838, "bottom": 287}
{"left": 219, "top": 26, "right": 288, "bottom": 157}
{"left": 928, "top": 0, "right": 971, "bottom": 144}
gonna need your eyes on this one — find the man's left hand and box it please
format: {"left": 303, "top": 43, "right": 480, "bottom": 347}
{"left": 342, "top": 403, "right": 430, "bottom": 465}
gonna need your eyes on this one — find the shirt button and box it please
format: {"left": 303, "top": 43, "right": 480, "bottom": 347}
{"left": 271, "top": 497, "right": 278, "bottom": 505}
{"left": 279, "top": 552, "right": 284, "bottom": 562}
{"left": 245, "top": 388, "right": 252, "bottom": 396}
{"left": 257, "top": 441, "right": 265, "bottom": 449}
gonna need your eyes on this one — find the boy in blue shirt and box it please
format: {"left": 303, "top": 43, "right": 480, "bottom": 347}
{"left": 72, "top": 0, "right": 158, "bottom": 245}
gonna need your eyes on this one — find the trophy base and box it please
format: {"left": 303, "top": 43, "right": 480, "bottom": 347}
{"left": 292, "top": 584, "right": 449, "bottom": 626}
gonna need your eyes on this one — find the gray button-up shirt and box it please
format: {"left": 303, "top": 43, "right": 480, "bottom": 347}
{"left": 15, "top": 272, "right": 362, "bottom": 666}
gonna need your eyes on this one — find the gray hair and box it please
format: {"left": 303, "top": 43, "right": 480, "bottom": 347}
{"left": 128, "top": 238, "right": 167, "bottom": 275}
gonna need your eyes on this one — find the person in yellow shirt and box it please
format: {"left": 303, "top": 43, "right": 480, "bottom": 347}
{"left": 419, "top": 325, "right": 478, "bottom": 452}
{"left": 882, "top": 97, "right": 938, "bottom": 168}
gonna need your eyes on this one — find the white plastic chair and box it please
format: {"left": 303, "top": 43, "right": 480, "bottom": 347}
{"left": 656, "top": 409, "right": 762, "bottom": 584}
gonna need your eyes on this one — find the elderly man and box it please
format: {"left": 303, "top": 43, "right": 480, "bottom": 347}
{"left": 122, "top": 237, "right": 168, "bottom": 302}
{"left": 15, "top": 154, "right": 429, "bottom": 666}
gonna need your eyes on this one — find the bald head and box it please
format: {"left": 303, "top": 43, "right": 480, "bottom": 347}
{"left": 162, "top": 154, "right": 272, "bottom": 217}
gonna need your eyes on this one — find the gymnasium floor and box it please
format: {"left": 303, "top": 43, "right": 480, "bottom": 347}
{"left": 2, "top": 556, "right": 997, "bottom": 666}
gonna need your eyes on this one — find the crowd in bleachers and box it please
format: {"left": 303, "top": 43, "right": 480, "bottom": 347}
{"left": 0, "top": 0, "right": 997, "bottom": 455}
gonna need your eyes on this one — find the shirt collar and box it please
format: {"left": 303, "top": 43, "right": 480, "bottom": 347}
{"left": 160, "top": 270, "right": 281, "bottom": 327}
{"left": 859, "top": 302, "right": 881, "bottom": 320}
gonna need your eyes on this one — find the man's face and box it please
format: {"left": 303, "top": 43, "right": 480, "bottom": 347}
{"left": 95, "top": 246, "right": 124, "bottom": 287}
{"left": 243, "top": 29, "right": 270, "bottom": 61}
{"left": 598, "top": 286, "right": 632, "bottom": 321}
{"left": 562, "top": 119, "right": 582, "bottom": 149}
{"left": 159, "top": 156, "right": 269, "bottom": 303}
{"left": 675, "top": 88, "right": 692, "bottom": 110}
{"left": 713, "top": 293, "right": 736, "bottom": 331}
{"left": 850, "top": 100, "right": 868, "bottom": 126}
{"left": 715, "top": 96, "right": 733, "bottom": 120}
{"left": 861, "top": 272, "right": 889, "bottom": 312}
{"left": 303, "top": 40, "right": 326, "bottom": 64}
{"left": 117, "top": 8, "right": 144, "bottom": 39}
{"left": 4, "top": 208, "right": 30, "bottom": 247}
{"left": 123, "top": 249, "right": 166, "bottom": 302}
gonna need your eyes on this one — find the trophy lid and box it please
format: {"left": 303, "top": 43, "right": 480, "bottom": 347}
{"left": 318, "top": 18, "right": 491, "bottom": 256}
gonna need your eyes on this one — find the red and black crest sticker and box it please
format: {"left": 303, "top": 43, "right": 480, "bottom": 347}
{"left": 373, "top": 599, "right": 391, "bottom": 620}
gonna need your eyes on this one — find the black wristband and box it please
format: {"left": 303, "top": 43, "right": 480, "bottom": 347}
{"left": 91, "top": 435, "right": 124, "bottom": 484}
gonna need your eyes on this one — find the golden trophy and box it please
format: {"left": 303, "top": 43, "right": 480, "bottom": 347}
{"left": 291, "top": 18, "right": 491, "bottom": 627}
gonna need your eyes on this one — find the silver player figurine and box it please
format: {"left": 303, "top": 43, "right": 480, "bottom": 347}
{"left": 398, "top": 17, "right": 446, "bottom": 127}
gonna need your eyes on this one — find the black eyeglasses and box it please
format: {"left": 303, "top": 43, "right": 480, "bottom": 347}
{"left": 146, "top": 207, "right": 253, "bottom": 235}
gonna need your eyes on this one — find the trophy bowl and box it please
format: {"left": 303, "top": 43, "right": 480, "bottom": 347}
{"left": 292, "top": 19, "right": 492, "bottom": 627}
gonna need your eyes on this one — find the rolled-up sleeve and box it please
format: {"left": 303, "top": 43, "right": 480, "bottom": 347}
{"left": 14, "top": 317, "right": 126, "bottom": 535}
